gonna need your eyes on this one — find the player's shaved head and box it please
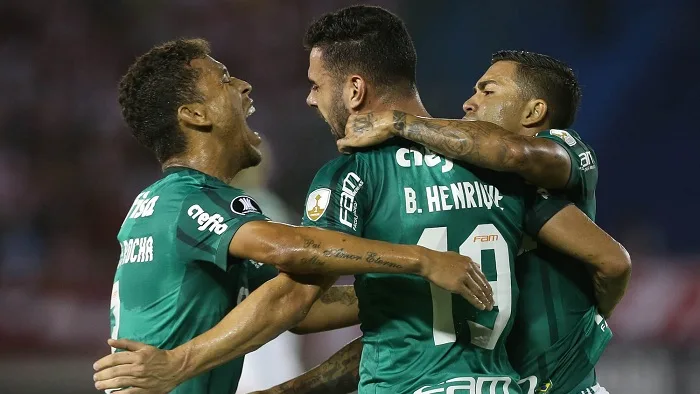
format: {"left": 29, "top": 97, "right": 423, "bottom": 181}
{"left": 118, "top": 39, "right": 211, "bottom": 162}
{"left": 491, "top": 50, "right": 581, "bottom": 129}
{"left": 304, "top": 5, "right": 417, "bottom": 96}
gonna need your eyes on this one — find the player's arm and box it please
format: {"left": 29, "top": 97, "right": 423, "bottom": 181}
{"left": 535, "top": 204, "right": 632, "bottom": 317}
{"left": 339, "top": 111, "right": 571, "bottom": 189}
{"left": 230, "top": 220, "right": 490, "bottom": 294}
{"left": 290, "top": 285, "right": 359, "bottom": 334}
{"left": 251, "top": 337, "right": 362, "bottom": 394}
{"left": 94, "top": 273, "right": 336, "bottom": 393}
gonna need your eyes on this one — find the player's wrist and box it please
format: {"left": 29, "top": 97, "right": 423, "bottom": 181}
{"left": 388, "top": 110, "right": 405, "bottom": 135}
{"left": 414, "top": 246, "right": 434, "bottom": 278}
{"left": 169, "top": 344, "right": 195, "bottom": 384}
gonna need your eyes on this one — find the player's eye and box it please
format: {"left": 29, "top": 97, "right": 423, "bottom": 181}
{"left": 483, "top": 90, "right": 494, "bottom": 96}
{"left": 311, "top": 84, "right": 319, "bottom": 91}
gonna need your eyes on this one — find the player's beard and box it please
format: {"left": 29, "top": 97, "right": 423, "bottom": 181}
{"left": 327, "top": 86, "right": 351, "bottom": 140}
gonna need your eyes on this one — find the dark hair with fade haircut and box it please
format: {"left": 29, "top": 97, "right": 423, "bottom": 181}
{"left": 492, "top": 50, "right": 582, "bottom": 129}
{"left": 118, "top": 38, "right": 211, "bottom": 162}
{"left": 304, "top": 5, "right": 417, "bottom": 94}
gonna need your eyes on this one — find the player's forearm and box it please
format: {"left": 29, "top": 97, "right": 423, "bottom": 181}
{"left": 233, "top": 221, "right": 427, "bottom": 276}
{"left": 172, "top": 273, "right": 329, "bottom": 383}
{"left": 391, "top": 112, "right": 570, "bottom": 189}
{"left": 586, "top": 241, "right": 631, "bottom": 317}
{"left": 261, "top": 337, "right": 362, "bottom": 394}
{"left": 591, "top": 264, "right": 631, "bottom": 318}
{"left": 536, "top": 205, "right": 632, "bottom": 317}
{"left": 290, "top": 285, "right": 360, "bottom": 334}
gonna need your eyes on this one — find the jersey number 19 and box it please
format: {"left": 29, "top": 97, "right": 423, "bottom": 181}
{"left": 417, "top": 224, "right": 512, "bottom": 350}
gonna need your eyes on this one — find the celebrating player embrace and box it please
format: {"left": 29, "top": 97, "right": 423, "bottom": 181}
{"left": 338, "top": 50, "right": 621, "bottom": 394}
{"left": 93, "top": 38, "right": 493, "bottom": 394}
{"left": 93, "top": 6, "right": 631, "bottom": 394}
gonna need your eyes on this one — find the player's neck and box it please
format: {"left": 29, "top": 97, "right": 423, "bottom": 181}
{"left": 162, "top": 142, "right": 244, "bottom": 185}
{"left": 372, "top": 91, "right": 431, "bottom": 118}
{"left": 518, "top": 125, "right": 550, "bottom": 137}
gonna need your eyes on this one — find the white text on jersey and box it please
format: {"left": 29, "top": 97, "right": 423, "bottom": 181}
{"left": 339, "top": 172, "right": 363, "bottom": 230}
{"left": 404, "top": 181, "right": 504, "bottom": 214}
{"left": 396, "top": 147, "right": 453, "bottom": 173}
{"left": 118, "top": 236, "right": 154, "bottom": 267}
{"left": 127, "top": 192, "right": 160, "bottom": 219}
{"left": 188, "top": 204, "right": 229, "bottom": 234}
{"left": 413, "top": 376, "right": 513, "bottom": 394}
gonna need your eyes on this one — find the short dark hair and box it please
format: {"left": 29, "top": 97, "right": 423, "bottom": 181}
{"left": 304, "top": 5, "right": 417, "bottom": 94}
{"left": 492, "top": 50, "right": 581, "bottom": 129}
{"left": 118, "top": 39, "right": 211, "bottom": 162}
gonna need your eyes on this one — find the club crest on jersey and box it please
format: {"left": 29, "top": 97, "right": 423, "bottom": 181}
{"left": 549, "top": 129, "right": 577, "bottom": 147}
{"left": 306, "top": 188, "right": 331, "bottom": 221}
{"left": 230, "top": 196, "right": 262, "bottom": 215}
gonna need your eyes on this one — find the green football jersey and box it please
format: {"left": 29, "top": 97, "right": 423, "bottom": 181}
{"left": 110, "top": 167, "right": 278, "bottom": 394}
{"left": 507, "top": 129, "right": 613, "bottom": 394}
{"left": 301, "top": 139, "right": 568, "bottom": 394}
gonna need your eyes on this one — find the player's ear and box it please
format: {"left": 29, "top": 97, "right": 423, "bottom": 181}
{"left": 347, "top": 75, "right": 367, "bottom": 111}
{"left": 521, "top": 98, "right": 547, "bottom": 127}
{"left": 178, "top": 104, "right": 213, "bottom": 128}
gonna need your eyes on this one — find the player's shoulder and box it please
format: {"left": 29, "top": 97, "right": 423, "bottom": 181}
{"left": 158, "top": 168, "right": 263, "bottom": 216}
{"left": 536, "top": 128, "right": 591, "bottom": 149}
{"left": 312, "top": 139, "right": 408, "bottom": 182}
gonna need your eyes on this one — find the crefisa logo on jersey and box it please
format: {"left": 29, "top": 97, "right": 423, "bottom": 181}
{"left": 188, "top": 204, "right": 229, "bottom": 234}
{"left": 230, "top": 196, "right": 262, "bottom": 215}
{"left": 306, "top": 188, "right": 331, "bottom": 221}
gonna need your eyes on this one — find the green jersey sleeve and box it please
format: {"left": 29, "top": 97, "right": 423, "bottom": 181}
{"left": 301, "top": 154, "right": 371, "bottom": 236}
{"left": 176, "top": 187, "right": 270, "bottom": 271}
{"left": 523, "top": 188, "right": 572, "bottom": 237}
{"left": 247, "top": 262, "right": 279, "bottom": 291}
{"left": 536, "top": 129, "right": 598, "bottom": 198}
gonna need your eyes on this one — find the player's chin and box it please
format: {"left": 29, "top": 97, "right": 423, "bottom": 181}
{"left": 247, "top": 145, "right": 263, "bottom": 166}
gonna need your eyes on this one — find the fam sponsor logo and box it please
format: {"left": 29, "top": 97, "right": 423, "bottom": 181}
{"left": 339, "top": 172, "right": 363, "bottom": 230}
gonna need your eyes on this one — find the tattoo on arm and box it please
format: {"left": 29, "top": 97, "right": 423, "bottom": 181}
{"left": 393, "top": 110, "right": 529, "bottom": 171}
{"left": 271, "top": 338, "right": 362, "bottom": 394}
{"left": 299, "top": 238, "right": 404, "bottom": 272}
{"left": 351, "top": 113, "right": 375, "bottom": 134}
{"left": 365, "top": 252, "right": 402, "bottom": 269}
{"left": 391, "top": 111, "right": 571, "bottom": 188}
{"left": 393, "top": 111, "right": 406, "bottom": 132}
{"left": 319, "top": 286, "right": 357, "bottom": 306}
{"left": 303, "top": 238, "right": 321, "bottom": 249}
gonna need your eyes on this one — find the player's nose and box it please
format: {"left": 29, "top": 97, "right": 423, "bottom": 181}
{"left": 240, "top": 80, "right": 252, "bottom": 96}
{"left": 306, "top": 92, "right": 317, "bottom": 107}
{"left": 462, "top": 99, "right": 477, "bottom": 115}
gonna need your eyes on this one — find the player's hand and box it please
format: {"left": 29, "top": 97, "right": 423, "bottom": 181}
{"left": 93, "top": 338, "right": 184, "bottom": 393}
{"left": 420, "top": 249, "right": 494, "bottom": 311}
{"left": 337, "top": 111, "right": 396, "bottom": 154}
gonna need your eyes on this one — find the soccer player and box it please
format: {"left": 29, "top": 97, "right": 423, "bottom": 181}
{"left": 92, "top": 38, "right": 495, "bottom": 394}
{"left": 94, "top": 7, "right": 630, "bottom": 394}
{"left": 337, "top": 52, "right": 619, "bottom": 393}
{"left": 254, "top": 9, "right": 630, "bottom": 394}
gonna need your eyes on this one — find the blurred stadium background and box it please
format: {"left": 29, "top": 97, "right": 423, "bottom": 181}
{"left": 0, "top": 0, "right": 698, "bottom": 393}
